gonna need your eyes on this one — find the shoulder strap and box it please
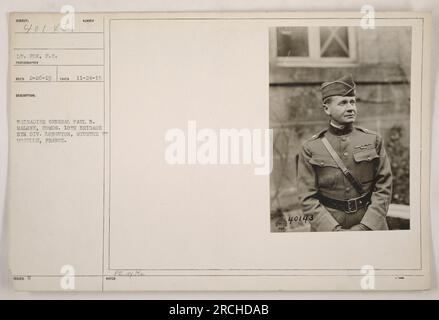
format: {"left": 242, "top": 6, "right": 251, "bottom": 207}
{"left": 309, "top": 128, "right": 328, "bottom": 140}
{"left": 321, "top": 137, "right": 365, "bottom": 195}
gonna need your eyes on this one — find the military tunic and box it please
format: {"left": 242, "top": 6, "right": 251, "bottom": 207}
{"left": 297, "top": 124, "right": 393, "bottom": 231}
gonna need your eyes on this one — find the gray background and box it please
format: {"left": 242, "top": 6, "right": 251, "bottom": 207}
{"left": 0, "top": 0, "right": 438, "bottom": 299}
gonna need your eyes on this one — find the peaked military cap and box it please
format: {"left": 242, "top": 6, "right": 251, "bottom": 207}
{"left": 321, "top": 74, "right": 356, "bottom": 101}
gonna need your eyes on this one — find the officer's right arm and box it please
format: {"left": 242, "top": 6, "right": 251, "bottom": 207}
{"left": 297, "top": 143, "right": 340, "bottom": 232}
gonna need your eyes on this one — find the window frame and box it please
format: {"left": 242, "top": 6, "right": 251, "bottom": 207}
{"left": 270, "top": 26, "right": 358, "bottom": 67}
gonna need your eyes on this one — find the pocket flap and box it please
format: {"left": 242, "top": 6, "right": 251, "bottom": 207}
{"left": 309, "top": 155, "right": 339, "bottom": 168}
{"left": 353, "top": 148, "right": 379, "bottom": 163}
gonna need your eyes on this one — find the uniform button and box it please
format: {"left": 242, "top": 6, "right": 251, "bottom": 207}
{"left": 367, "top": 156, "right": 371, "bottom": 161}
{"left": 320, "top": 161, "right": 324, "bottom": 165}
{"left": 343, "top": 152, "right": 348, "bottom": 156}
{"left": 341, "top": 137, "right": 347, "bottom": 141}
{"left": 345, "top": 187, "right": 350, "bottom": 192}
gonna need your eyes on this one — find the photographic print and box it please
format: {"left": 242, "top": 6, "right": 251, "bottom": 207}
{"left": 7, "top": 12, "right": 430, "bottom": 291}
{"left": 270, "top": 26, "right": 411, "bottom": 232}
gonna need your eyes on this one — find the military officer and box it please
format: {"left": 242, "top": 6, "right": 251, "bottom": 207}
{"left": 297, "top": 75, "right": 393, "bottom": 231}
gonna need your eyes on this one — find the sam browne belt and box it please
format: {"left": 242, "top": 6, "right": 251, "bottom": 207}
{"left": 317, "top": 136, "right": 372, "bottom": 213}
{"left": 317, "top": 192, "right": 372, "bottom": 214}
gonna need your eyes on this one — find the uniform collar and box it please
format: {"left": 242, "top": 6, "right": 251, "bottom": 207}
{"left": 328, "top": 121, "right": 354, "bottom": 136}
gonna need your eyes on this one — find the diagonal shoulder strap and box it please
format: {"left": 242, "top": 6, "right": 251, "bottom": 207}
{"left": 321, "top": 137, "right": 365, "bottom": 195}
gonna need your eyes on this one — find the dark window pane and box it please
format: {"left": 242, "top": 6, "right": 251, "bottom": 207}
{"left": 320, "top": 27, "right": 349, "bottom": 57}
{"left": 276, "top": 27, "right": 309, "bottom": 57}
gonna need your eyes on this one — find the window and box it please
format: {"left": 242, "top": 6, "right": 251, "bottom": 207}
{"left": 271, "top": 27, "right": 357, "bottom": 67}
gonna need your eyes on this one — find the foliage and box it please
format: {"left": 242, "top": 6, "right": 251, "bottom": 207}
{"left": 385, "top": 126, "right": 410, "bottom": 205}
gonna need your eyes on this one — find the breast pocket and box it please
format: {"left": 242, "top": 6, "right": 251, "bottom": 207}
{"left": 353, "top": 148, "right": 380, "bottom": 183}
{"left": 309, "top": 155, "right": 340, "bottom": 189}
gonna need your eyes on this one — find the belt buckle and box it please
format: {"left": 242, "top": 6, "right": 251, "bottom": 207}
{"left": 346, "top": 198, "right": 358, "bottom": 214}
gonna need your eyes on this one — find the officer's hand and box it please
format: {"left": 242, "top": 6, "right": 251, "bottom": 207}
{"left": 350, "top": 224, "right": 370, "bottom": 231}
{"left": 333, "top": 225, "right": 348, "bottom": 231}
